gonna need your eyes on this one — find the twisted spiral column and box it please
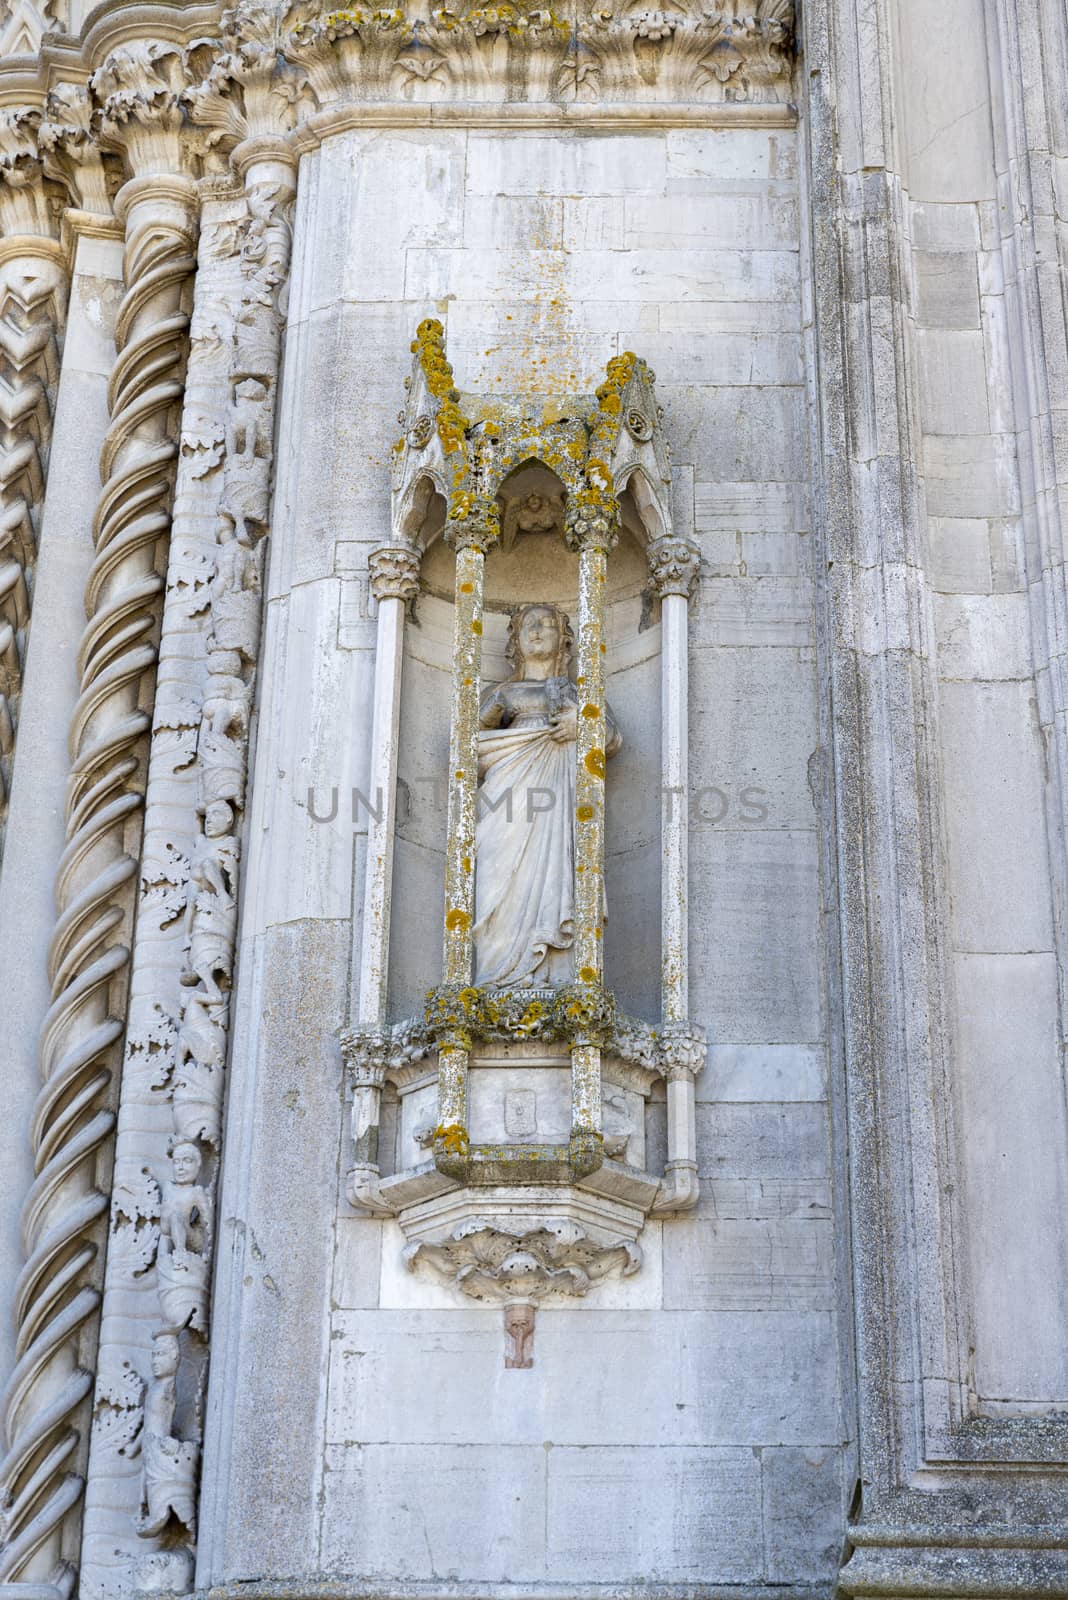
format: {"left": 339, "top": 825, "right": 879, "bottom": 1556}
{"left": 0, "top": 177, "right": 197, "bottom": 1600}
{"left": 0, "top": 248, "right": 65, "bottom": 863}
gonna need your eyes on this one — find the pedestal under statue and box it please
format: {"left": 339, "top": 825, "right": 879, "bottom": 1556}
{"left": 473, "top": 602, "right": 621, "bottom": 988}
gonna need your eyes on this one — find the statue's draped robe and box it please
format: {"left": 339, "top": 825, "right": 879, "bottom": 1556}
{"left": 474, "top": 696, "right": 577, "bottom": 987}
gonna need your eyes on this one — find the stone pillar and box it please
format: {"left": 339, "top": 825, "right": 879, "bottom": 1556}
{"left": 0, "top": 46, "right": 198, "bottom": 1600}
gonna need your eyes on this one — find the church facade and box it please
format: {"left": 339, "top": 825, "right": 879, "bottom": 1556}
{"left": 1, "top": 0, "right": 1067, "bottom": 1594}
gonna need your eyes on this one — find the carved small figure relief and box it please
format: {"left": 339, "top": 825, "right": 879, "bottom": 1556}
{"left": 474, "top": 603, "right": 621, "bottom": 987}
{"left": 181, "top": 808, "right": 239, "bottom": 1000}
{"left": 158, "top": 1140, "right": 211, "bottom": 1258}
{"left": 137, "top": 1333, "right": 198, "bottom": 1539}
{"left": 504, "top": 1303, "right": 535, "bottom": 1369}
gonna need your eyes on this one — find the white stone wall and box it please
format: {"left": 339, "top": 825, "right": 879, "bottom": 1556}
{"left": 896, "top": 0, "right": 1068, "bottom": 1416}
{"left": 199, "top": 122, "right": 846, "bottom": 1589}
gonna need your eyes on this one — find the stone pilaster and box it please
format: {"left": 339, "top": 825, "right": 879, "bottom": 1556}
{"left": 77, "top": 21, "right": 299, "bottom": 1590}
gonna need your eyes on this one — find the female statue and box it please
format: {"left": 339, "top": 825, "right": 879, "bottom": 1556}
{"left": 473, "top": 602, "right": 621, "bottom": 988}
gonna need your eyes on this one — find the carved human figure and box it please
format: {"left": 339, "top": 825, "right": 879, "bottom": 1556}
{"left": 209, "top": 519, "right": 261, "bottom": 672}
{"left": 137, "top": 1333, "right": 198, "bottom": 1538}
{"left": 158, "top": 1141, "right": 211, "bottom": 1258}
{"left": 503, "top": 1302, "right": 535, "bottom": 1369}
{"left": 473, "top": 602, "right": 621, "bottom": 987}
{"left": 181, "top": 801, "right": 238, "bottom": 999}
{"left": 227, "top": 376, "right": 269, "bottom": 461}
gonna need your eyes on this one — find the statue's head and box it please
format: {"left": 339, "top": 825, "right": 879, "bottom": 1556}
{"left": 150, "top": 1332, "right": 180, "bottom": 1378}
{"left": 204, "top": 799, "right": 234, "bottom": 839}
{"left": 506, "top": 602, "right": 574, "bottom": 679}
{"left": 169, "top": 1140, "right": 202, "bottom": 1186}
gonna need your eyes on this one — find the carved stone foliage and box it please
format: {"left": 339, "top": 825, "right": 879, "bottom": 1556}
{"left": 186, "top": 0, "right": 309, "bottom": 149}
{"left": 0, "top": 249, "right": 62, "bottom": 862}
{"left": 405, "top": 1218, "right": 642, "bottom": 1301}
{"left": 288, "top": 0, "right": 795, "bottom": 104}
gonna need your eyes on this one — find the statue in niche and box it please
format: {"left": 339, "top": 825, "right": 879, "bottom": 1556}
{"left": 137, "top": 1332, "right": 198, "bottom": 1538}
{"left": 474, "top": 602, "right": 621, "bottom": 988}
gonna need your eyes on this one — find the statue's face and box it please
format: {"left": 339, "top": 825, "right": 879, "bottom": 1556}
{"left": 517, "top": 606, "right": 561, "bottom": 670}
{"left": 151, "top": 1337, "right": 179, "bottom": 1378}
{"left": 204, "top": 800, "right": 232, "bottom": 838}
{"left": 172, "top": 1144, "right": 201, "bottom": 1185}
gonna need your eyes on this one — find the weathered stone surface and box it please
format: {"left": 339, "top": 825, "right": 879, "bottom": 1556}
{"left": 2, "top": 0, "right": 1066, "bottom": 1590}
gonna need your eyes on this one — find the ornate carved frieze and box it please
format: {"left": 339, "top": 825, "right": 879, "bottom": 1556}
{"left": 405, "top": 1218, "right": 642, "bottom": 1301}
{"left": 287, "top": 0, "right": 795, "bottom": 105}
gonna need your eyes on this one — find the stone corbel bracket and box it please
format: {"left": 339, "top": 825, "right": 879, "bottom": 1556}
{"left": 404, "top": 1216, "right": 642, "bottom": 1303}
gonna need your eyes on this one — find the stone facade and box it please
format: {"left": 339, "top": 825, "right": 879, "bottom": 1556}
{"left": 0, "top": 0, "right": 1066, "bottom": 1596}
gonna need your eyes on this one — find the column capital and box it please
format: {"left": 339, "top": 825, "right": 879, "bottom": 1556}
{"left": 186, "top": 1, "right": 311, "bottom": 154}
{"left": 0, "top": 105, "right": 56, "bottom": 240}
{"left": 564, "top": 487, "right": 621, "bottom": 556}
{"left": 369, "top": 543, "right": 421, "bottom": 603}
{"left": 90, "top": 39, "right": 196, "bottom": 184}
{"left": 444, "top": 493, "right": 500, "bottom": 554}
{"left": 38, "top": 83, "right": 112, "bottom": 218}
{"left": 647, "top": 535, "right": 701, "bottom": 599}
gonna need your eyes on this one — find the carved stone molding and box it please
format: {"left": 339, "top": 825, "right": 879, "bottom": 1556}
{"left": 404, "top": 1217, "right": 642, "bottom": 1301}
{"left": 287, "top": 0, "right": 795, "bottom": 105}
{"left": 86, "top": 161, "right": 293, "bottom": 1592}
{"left": 0, "top": 248, "right": 64, "bottom": 863}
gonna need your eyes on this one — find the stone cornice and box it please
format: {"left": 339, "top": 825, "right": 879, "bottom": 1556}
{"left": 0, "top": 0, "right": 796, "bottom": 204}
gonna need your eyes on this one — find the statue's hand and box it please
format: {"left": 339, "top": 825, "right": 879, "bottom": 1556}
{"left": 548, "top": 704, "right": 578, "bottom": 743}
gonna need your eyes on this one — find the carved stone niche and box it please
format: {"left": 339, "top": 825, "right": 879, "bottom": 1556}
{"left": 340, "top": 324, "right": 705, "bottom": 1306}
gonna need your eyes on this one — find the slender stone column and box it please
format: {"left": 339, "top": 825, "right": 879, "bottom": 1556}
{"left": 435, "top": 507, "right": 498, "bottom": 1156}
{"left": 341, "top": 543, "right": 421, "bottom": 1214}
{"left": 0, "top": 47, "right": 197, "bottom": 1600}
{"left": 357, "top": 543, "right": 421, "bottom": 1028}
{"left": 646, "top": 534, "right": 703, "bottom": 1213}
{"left": 563, "top": 485, "right": 619, "bottom": 1158}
